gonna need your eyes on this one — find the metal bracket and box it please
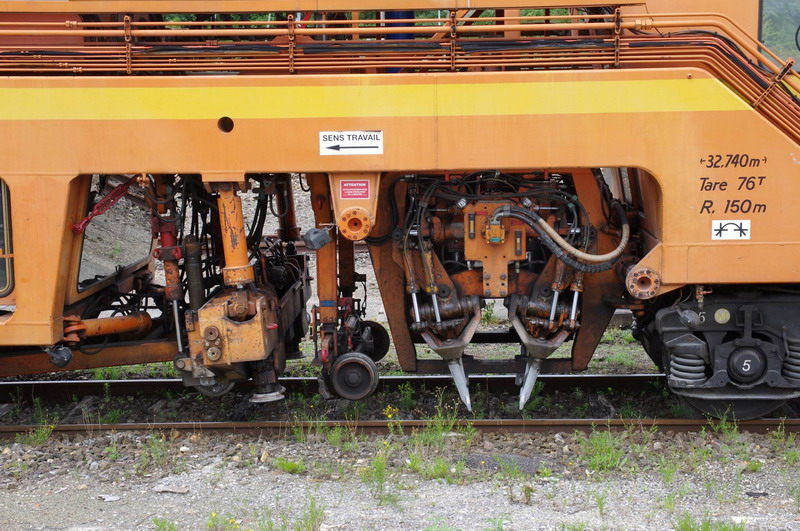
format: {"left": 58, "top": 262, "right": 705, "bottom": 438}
{"left": 421, "top": 304, "right": 481, "bottom": 360}
{"left": 449, "top": 11, "right": 457, "bottom": 71}
{"left": 287, "top": 14, "right": 297, "bottom": 74}
{"left": 613, "top": 8, "right": 622, "bottom": 68}
{"left": 753, "top": 59, "right": 795, "bottom": 108}
{"left": 507, "top": 295, "right": 570, "bottom": 359}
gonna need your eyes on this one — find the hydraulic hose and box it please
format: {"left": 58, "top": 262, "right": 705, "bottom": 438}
{"left": 492, "top": 201, "right": 630, "bottom": 273}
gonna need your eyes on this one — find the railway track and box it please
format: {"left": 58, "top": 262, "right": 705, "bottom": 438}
{"left": 4, "top": 373, "right": 795, "bottom": 437}
{"left": 1, "top": 418, "right": 798, "bottom": 437}
{"left": 0, "top": 373, "right": 664, "bottom": 402}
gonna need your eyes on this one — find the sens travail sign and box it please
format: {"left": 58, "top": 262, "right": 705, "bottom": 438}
{"left": 319, "top": 130, "right": 384, "bottom": 156}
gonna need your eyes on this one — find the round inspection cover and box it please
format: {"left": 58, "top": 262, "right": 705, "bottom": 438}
{"left": 728, "top": 347, "right": 766, "bottom": 383}
{"left": 330, "top": 351, "right": 380, "bottom": 400}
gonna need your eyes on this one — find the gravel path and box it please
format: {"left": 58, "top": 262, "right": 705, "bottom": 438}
{"left": 3, "top": 426, "right": 800, "bottom": 530}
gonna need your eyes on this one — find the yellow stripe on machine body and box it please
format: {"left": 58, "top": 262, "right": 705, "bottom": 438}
{"left": 0, "top": 76, "right": 748, "bottom": 121}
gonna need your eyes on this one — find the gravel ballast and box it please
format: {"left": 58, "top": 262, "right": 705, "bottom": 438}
{"left": 2, "top": 426, "right": 800, "bottom": 529}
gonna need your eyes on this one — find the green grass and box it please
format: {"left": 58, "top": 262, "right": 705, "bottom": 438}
{"left": 100, "top": 408, "right": 123, "bottom": 424}
{"left": 360, "top": 452, "right": 400, "bottom": 505}
{"left": 136, "top": 433, "right": 171, "bottom": 473}
{"left": 658, "top": 456, "right": 678, "bottom": 483}
{"left": 325, "top": 426, "right": 346, "bottom": 448}
{"left": 152, "top": 518, "right": 179, "bottom": 531}
{"left": 577, "top": 427, "right": 628, "bottom": 474}
{"left": 15, "top": 398, "right": 55, "bottom": 446}
{"left": 410, "top": 394, "right": 458, "bottom": 450}
{"left": 15, "top": 423, "right": 54, "bottom": 446}
{"left": 398, "top": 381, "right": 416, "bottom": 410}
{"left": 607, "top": 351, "right": 637, "bottom": 368}
{"left": 275, "top": 457, "right": 307, "bottom": 475}
{"left": 743, "top": 460, "right": 763, "bottom": 473}
{"left": 496, "top": 457, "right": 526, "bottom": 481}
{"left": 593, "top": 490, "right": 608, "bottom": 517}
{"left": 104, "top": 439, "right": 121, "bottom": 461}
{"left": 674, "top": 511, "right": 745, "bottom": 531}
{"left": 480, "top": 301, "right": 498, "bottom": 325}
{"left": 408, "top": 453, "right": 465, "bottom": 484}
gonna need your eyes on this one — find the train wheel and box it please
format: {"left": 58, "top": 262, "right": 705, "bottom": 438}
{"left": 330, "top": 351, "right": 379, "bottom": 400}
{"left": 684, "top": 397, "right": 785, "bottom": 421}
{"left": 195, "top": 380, "right": 235, "bottom": 398}
{"left": 364, "top": 320, "right": 390, "bottom": 362}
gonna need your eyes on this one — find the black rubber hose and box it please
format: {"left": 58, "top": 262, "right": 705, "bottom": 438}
{"left": 496, "top": 210, "right": 620, "bottom": 273}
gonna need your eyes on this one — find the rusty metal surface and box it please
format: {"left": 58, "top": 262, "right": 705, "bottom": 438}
{"left": 0, "top": 373, "right": 666, "bottom": 402}
{"left": 2, "top": 417, "right": 797, "bottom": 437}
{"left": 570, "top": 168, "right": 627, "bottom": 370}
{"left": 0, "top": 340, "right": 178, "bottom": 378}
{"left": 370, "top": 176, "right": 417, "bottom": 371}
{"left": 216, "top": 183, "right": 256, "bottom": 287}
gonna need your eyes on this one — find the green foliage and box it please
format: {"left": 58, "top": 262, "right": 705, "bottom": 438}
{"left": 206, "top": 512, "right": 239, "bottom": 531}
{"left": 104, "top": 439, "right": 121, "bottom": 461}
{"left": 480, "top": 300, "right": 498, "bottom": 325}
{"left": 658, "top": 456, "right": 678, "bottom": 483}
{"left": 109, "top": 241, "right": 122, "bottom": 259}
{"left": 325, "top": 426, "right": 346, "bottom": 449}
{"left": 137, "top": 433, "right": 171, "bottom": 473}
{"left": 15, "top": 398, "right": 55, "bottom": 446}
{"left": 152, "top": 518, "right": 179, "bottom": 531}
{"left": 398, "top": 381, "right": 416, "bottom": 410}
{"left": 410, "top": 392, "right": 458, "bottom": 450}
{"left": 408, "top": 453, "right": 465, "bottom": 484}
{"left": 761, "top": 0, "right": 800, "bottom": 67}
{"left": 361, "top": 452, "right": 399, "bottom": 505}
{"left": 593, "top": 490, "right": 608, "bottom": 517}
{"left": 15, "top": 423, "right": 54, "bottom": 446}
{"left": 208, "top": 496, "right": 325, "bottom": 531}
{"left": 768, "top": 421, "right": 799, "bottom": 464}
{"left": 578, "top": 427, "right": 628, "bottom": 474}
{"left": 496, "top": 457, "right": 525, "bottom": 481}
{"left": 484, "top": 515, "right": 510, "bottom": 531}
{"left": 521, "top": 381, "right": 546, "bottom": 417}
{"left": 607, "top": 350, "right": 637, "bottom": 368}
{"left": 674, "top": 511, "right": 745, "bottom": 531}
{"left": 710, "top": 414, "right": 740, "bottom": 443}
{"left": 275, "top": 457, "right": 307, "bottom": 475}
{"left": 100, "top": 408, "right": 123, "bottom": 424}
{"left": 559, "top": 523, "right": 587, "bottom": 531}
{"left": 743, "top": 460, "right": 764, "bottom": 473}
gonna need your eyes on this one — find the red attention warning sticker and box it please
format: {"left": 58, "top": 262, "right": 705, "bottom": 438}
{"left": 340, "top": 180, "right": 370, "bottom": 200}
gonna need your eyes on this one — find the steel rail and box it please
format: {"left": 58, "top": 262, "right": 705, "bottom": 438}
{"left": 0, "top": 373, "right": 665, "bottom": 402}
{"left": 1, "top": 417, "right": 797, "bottom": 436}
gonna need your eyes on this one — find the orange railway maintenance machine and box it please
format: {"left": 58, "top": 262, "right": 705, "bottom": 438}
{"left": 0, "top": 1, "right": 797, "bottom": 418}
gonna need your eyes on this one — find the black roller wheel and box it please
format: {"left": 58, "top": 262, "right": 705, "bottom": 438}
{"left": 330, "top": 351, "right": 380, "bottom": 400}
{"left": 364, "top": 320, "right": 391, "bottom": 362}
{"left": 195, "top": 380, "right": 236, "bottom": 398}
{"left": 684, "top": 397, "right": 786, "bottom": 421}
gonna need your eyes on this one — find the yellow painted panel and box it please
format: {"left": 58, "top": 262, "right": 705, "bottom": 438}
{"left": 0, "top": 78, "right": 748, "bottom": 121}
{"left": 436, "top": 78, "right": 750, "bottom": 115}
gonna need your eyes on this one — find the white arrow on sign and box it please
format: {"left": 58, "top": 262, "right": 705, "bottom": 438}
{"left": 319, "top": 130, "right": 384, "bottom": 156}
